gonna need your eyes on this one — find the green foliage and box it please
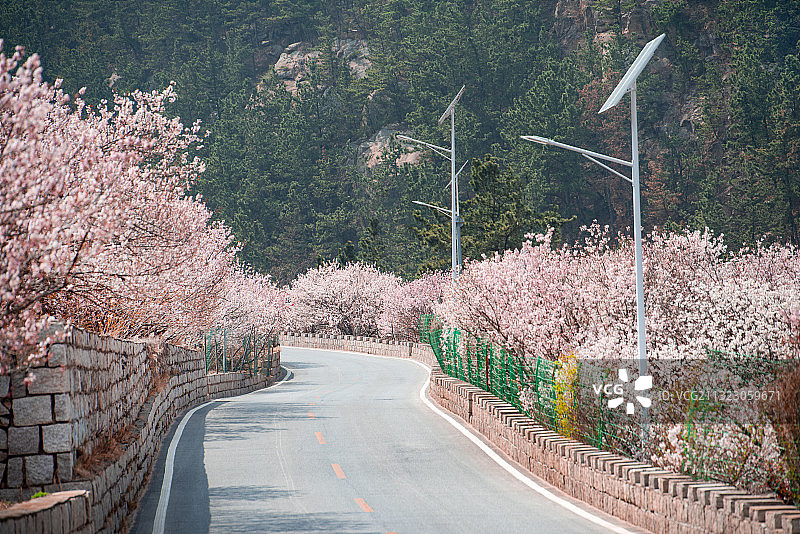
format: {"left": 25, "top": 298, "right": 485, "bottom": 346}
{"left": 501, "top": 53, "right": 593, "bottom": 226}
{"left": 358, "top": 218, "right": 387, "bottom": 269}
{"left": 413, "top": 155, "right": 572, "bottom": 270}
{"left": 651, "top": 0, "right": 686, "bottom": 30}
{"left": 460, "top": 155, "right": 570, "bottom": 257}
{"left": 337, "top": 241, "right": 357, "bottom": 265}
{"left": 2, "top": 0, "right": 799, "bottom": 279}
{"left": 30, "top": 492, "right": 48, "bottom": 499}
{"left": 411, "top": 207, "right": 452, "bottom": 274}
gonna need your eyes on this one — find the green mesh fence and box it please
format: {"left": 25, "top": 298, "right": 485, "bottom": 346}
{"left": 419, "top": 314, "right": 800, "bottom": 503}
{"left": 420, "top": 314, "right": 642, "bottom": 454}
{"left": 204, "top": 327, "right": 279, "bottom": 377}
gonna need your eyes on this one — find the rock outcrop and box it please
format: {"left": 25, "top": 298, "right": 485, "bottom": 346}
{"left": 272, "top": 38, "right": 372, "bottom": 94}
{"left": 273, "top": 42, "right": 321, "bottom": 94}
{"left": 334, "top": 38, "right": 371, "bottom": 79}
{"left": 551, "top": 0, "right": 661, "bottom": 49}
{"left": 357, "top": 126, "right": 422, "bottom": 171}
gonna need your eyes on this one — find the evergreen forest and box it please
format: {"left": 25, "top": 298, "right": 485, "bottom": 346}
{"left": 2, "top": 0, "right": 799, "bottom": 282}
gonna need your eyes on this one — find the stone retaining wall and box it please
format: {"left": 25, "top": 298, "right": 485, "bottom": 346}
{"left": 0, "top": 327, "right": 280, "bottom": 533}
{"left": 278, "top": 332, "right": 436, "bottom": 368}
{"left": 0, "top": 490, "right": 91, "bottom": 533}
{"left": 281, "top": 332, "right": 800, "bottom": 534}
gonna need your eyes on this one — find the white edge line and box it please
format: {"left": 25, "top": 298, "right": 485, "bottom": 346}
{"left": 284, "top": 345, "right": 635, "bottom": 534}
{"left": 271, "top": 366, "right": 295, "bottom": 387}
{"left": 152, "top": 367, "right": 294, "bottom": 534}
{"left": 152, "top": 401, "right": 213, "bottom": 534}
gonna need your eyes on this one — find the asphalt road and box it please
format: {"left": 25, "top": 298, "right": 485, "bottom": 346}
{"left": 132, "top": 347, "right": 638, "bottom": 534}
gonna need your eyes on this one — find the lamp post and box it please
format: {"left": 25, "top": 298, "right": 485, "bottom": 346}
{"left": 397, "top": 85, "right": 468, "bottom": 281}
{"left": 411, "top": 200, "right": 465, "bottom": 270}
{"left": 521, "top": 33, "right": 666, "bottom": 383}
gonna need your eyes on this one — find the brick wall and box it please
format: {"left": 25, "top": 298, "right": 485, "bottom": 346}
{"left": 280, "top": 332, "right": 800, "bottom": 534}
{"left": 0, "top": 327, "right": 281, "bottom": 533}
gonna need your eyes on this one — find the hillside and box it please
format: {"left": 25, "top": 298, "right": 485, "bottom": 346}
{"left": 2, "top": 0, "right": 798, "bottom": 281}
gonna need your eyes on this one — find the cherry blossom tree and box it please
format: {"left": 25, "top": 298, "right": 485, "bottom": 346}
{"left": 437, "top": 226, "right": 800, "bottom": 363}
{"left": 379, "top": 271, "right": 449, "bottom": 340}
{"left": 213, "top": 268, "right": 286, "bottom": 340}
{"left": 0, "top": 41, "right": 237, "bottom": 367}
{"left": 287, "top": 262, "right": 400, "bottom": 336}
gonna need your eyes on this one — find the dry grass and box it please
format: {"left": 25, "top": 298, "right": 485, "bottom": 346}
{"left": 74, "top": 430, "right": 126, "bottom": 478}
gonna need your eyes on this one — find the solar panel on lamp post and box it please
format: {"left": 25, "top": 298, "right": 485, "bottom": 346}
{"left": 521, "top": 33, "right": 666, "bottom": 413}
{"left": 396, "top": 85, "right": 467, "bottom": 282}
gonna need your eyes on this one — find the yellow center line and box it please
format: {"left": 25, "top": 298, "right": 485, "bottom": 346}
{"left": 331, "top": 463, "right": 346, "bottom": 479}
{"left": 354, "top": 498, "right": 374, "bottom": 512}
{"left": 315, "top": 432, "right": 326, "bottom": 444}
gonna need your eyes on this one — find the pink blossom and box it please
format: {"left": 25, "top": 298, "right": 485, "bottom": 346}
{"left": 287, "top": 262, "right": 400, "bottom": 336}
{"left": 0, "top": 42, "right": 235, "bottom": 366}
{"left": 379, "top": 271, "right": 449, "bottom": 340}
{"left": 437, "top": 226, "right": 799, "bottom": 363}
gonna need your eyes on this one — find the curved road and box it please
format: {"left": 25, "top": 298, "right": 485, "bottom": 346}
{"left": 132, "top": 347, "right": 640, "bottom": 534}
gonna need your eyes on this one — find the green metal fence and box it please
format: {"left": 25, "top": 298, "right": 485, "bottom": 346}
{"left": 420, "top": 315, "right": 644, "bottom": 457}
{"left": 204, "top": 327, "right": 279, "bottom": 377}
{"left": 419, "top": 314, "right": 800, "bottom": 503}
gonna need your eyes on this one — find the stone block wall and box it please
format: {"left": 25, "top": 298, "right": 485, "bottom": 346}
{"left": 64, "top": 329, "right": 152, "bottom": 461}
{"left": 0, "top": 490, "right": 92, "bottom": 533}
{"left": 0, "top": 327, "right": 281, "bottom": 533}
{"left": 278, "top": 332, "right": 437, "bottom": 368}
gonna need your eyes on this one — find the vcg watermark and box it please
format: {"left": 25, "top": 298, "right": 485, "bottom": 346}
{"left": 592, "top": 368, "right": 652, "bottom": 415}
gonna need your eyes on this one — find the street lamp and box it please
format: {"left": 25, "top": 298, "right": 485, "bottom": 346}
{"left": 521, "top": 33, "right": 666, "bottom": 382}
{"left": 410, "top": 200, "right": 465, "bottom": 270}
{"left": 397, "top": 85, "right": 468, "bottom": 281}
